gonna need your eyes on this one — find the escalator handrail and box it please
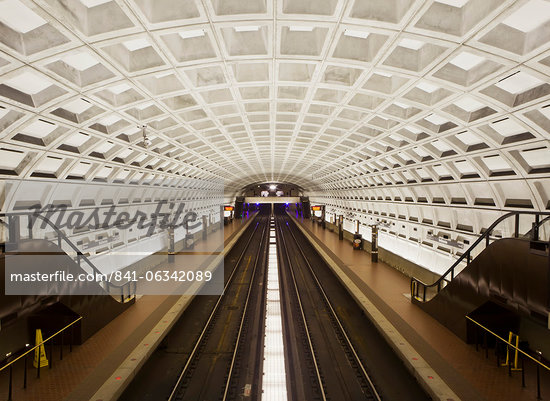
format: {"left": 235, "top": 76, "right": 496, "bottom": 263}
{"left": 412, "top": 211, "right": 550, "bottom": 297}
{"left": 1, "top": 211, "right": 133, "bottom": 296}
{"left": 523, "top": 215, "right": 550, "bottom": 238}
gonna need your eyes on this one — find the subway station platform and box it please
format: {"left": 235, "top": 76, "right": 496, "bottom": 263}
{"left": 1, "top": 0, "right": 550, "bottom": 399}
{"left": 2, "top": 211, "right": 548, "bottom": 401}
{"left": 0, "top": 216, "right": 254, "bottom": 401}
{"left": 291, "top": 215, "right": 550, "bottom": 401}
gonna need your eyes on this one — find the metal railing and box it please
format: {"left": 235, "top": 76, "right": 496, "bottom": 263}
{"left": 466, "top": 316, "right": 549, "bottom": 400}
{"left": 1, "top": 212, "right": 136, "bottom": 303}
{"left": 411, "top": 211, "right": 550, "bottom": 302}
{"left": 524, "top": 215, "right": 550, "bottom": 240}
{"left": 0, "top": 317, "right": 82, "bottom": 401}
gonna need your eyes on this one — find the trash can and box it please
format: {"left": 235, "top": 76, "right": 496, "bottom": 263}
{"left": 353, "top": 233, "right": 363, "bottom": 250}
{"left": 185, "top": 233, "right": 194, "bottom": 250}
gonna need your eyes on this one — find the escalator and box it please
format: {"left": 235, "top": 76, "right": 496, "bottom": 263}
{"left": 411, "top": 212, "right": 550, "bottom": 349}
{"left": 1, "top": 213, "right": 136, "bottom": 360}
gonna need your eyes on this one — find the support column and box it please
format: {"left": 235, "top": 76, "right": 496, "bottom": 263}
{"left": 168, "top": 225, "right": 175, "bottom": 263}
{"left": 7, "top": 215, "right": 21, "bottom": 252}
{"left": 202, "top": 215, "right": 208, "bottom": 241}
{"left": 371, "top": 225, "right": 378, "bottom": 263}
{"left": 185, "top": 219, "right": 194, "bottom": 250}
{"left": 338, "top": 215, "right": 344, "bottom": 240}
{"left": 353, "top": 220, "right": 363, "bottom": 251}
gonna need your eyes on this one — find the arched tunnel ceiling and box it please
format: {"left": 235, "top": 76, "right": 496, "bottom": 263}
{"left": 0, "top": 0, "right": 549, "bottom": 207}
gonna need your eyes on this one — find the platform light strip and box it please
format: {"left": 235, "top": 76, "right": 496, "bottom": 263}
{"left": 261, "top": 217, "right": 287, "bottom": 401}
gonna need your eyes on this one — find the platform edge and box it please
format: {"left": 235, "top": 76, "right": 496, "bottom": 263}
{"left": 87, "top": 215, "right": 258, "bottom": 401}
{"left": 291, "top": 215, "right": 461, "bottom": 401}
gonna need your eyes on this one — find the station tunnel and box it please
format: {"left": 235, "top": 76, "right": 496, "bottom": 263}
{"left": 0, "top": 1, "right": 550, "bottom": 401}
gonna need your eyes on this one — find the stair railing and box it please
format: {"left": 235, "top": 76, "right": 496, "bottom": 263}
{"left": 1, "top": 212, "right": 136, "bottom": 303}
{"left": 523, "top": 214, "right": 550, "bottom": 241}
{"left": 411, "top": 211, "right": 550, "bottom": 303}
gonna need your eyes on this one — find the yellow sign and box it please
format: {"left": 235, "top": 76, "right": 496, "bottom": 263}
{"left": 33, "top": 329, "right": 49, "bottom": 369}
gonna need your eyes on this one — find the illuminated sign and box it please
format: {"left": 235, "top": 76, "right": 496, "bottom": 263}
{"left": 311, "top": 206, "right": 322, "bottom": 211}
{"left": 224, "top": 206, "right": 234, "bottom": 211}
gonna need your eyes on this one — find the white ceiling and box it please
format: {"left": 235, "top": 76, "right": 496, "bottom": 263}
{"left": 0, "top": 0, "right": 549, "bottom": 202}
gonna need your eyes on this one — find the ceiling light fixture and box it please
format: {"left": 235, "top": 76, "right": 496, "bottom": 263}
{"left": 289, "top": 25, "right": 314, "bottom": 32}
{"left": 234, "top": 25, "right": 260, "bottom": 32}
{"left": 344, "top": 29, "right": 369, "bottom": 39}
{"left": 179, "top": 29, "right": 205, "bottom": 39}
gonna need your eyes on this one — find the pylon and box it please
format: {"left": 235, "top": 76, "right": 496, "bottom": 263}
{"left": 33, "top": 329, "right": 49, "bottom": 369}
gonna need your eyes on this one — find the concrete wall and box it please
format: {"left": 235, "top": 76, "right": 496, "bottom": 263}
{"left": 322, "top": 220, "right": 440, "bottom": 284}
{"left": 119, "top": 219, "right": 223, "bottom": 277}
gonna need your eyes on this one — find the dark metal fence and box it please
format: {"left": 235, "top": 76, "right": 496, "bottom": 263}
{"left": 0, "top": 317, "right": 82, "bottom": 401}
{"left": 466, "top": 316, "right": 549, "bottom": 400}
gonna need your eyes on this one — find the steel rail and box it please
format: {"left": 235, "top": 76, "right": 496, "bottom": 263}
{"left": 166, "top": 215, "right": 265, "bottom": 401}
{"left": 222, "top": 217, "right": 269, "bottom": 400}
{"left": 276, "top": 216, "right": 328, "bottom": 401}
{"left": 281, "top": 216, "right": 382, "bottom": 401}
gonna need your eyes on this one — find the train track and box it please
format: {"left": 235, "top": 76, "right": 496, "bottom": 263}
{"left": 276, "top": 215, "right": 382, "bottom": 401}
{"left": 122, "top": 211, "right": 428, "bottom": 401}
{"left": 166, "top": 215, "right": 269, "bottom": 401}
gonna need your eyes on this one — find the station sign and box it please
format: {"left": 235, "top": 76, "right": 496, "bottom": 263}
{"left": 224, "top": 206, "right": 234, "bottom": 211}
{"left": 311, "top": 205, "right": 322, "bottom": 211}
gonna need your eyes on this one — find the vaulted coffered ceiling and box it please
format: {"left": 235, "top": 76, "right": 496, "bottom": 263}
{"left": 0, "top": 0, "right": 549, "bottom": 205}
